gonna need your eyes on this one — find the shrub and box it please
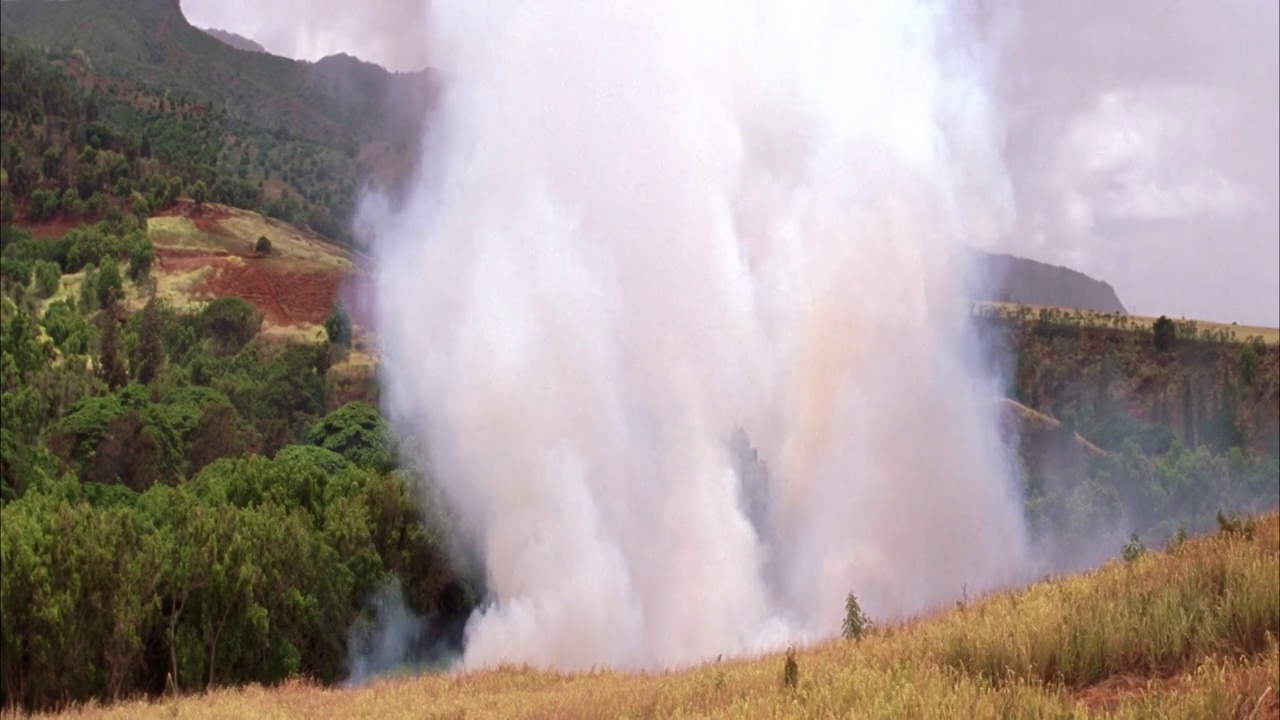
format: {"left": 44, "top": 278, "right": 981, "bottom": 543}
{"left": 255, "top": 236, "right": 272, "bottom": 255}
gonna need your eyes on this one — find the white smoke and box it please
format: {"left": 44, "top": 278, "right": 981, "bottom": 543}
{"left": 368, "top": 0, "right": 1029, "bottom": 672}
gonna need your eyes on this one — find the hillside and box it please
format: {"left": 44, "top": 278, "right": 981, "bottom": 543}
{"left": 967, "top": 248, "right": 1128, "bottom": 314}
{"left": 1, "top": 2, "right": 1278, "bottom": 714}
{"left": 29, "top": 511, "right": 1280, "bottom": 719}
{"left": 199, "top": 28, "right": 266, "bottom": 55}
{"left": 0, "top": 0, "right": 435, "bottom": 243}
{"left": 0, "top": 0, "right": 435, "bottom": 148}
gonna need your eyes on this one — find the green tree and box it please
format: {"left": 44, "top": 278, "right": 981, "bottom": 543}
{"left": 127, "top": 234, "right": 154, "bottom": 281}
{"left": 307, "top": 401, "right": 396, "bottom": 473}
{"left": 324, "top": 300, "right": 352, "bottom": 348}
{"left": 1152, "top": 315, "right": 1176, "bottom": 351}
{"left": 41, "top": 299, "right": 90, "bottom": 355}
{"left": 97, "top": 297, "right": 128, "bottom": 390}
{"left": 133, "top": 297, "right": 163, "bottom": 384}
{"left": 1239, "top": 343, "right": 1260, "bottom": 386}
{"left": 33, "top": 260, "right": 60, "bottom": 299}
{"left": 190, "top": 180, "right": 208, "bottom": 209}
{"left": 200, "top": 297, "right": 262, "bottom": 357}
{"left": 96, "top": 257, "right": 123, "bottom": 309}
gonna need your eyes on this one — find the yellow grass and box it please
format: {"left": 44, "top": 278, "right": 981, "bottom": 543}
{"left": 216, "top": 212, "right": 356, "bottom": 269}
{"left": 150, "top": 264, "right": 214, "bottom": 313}
{"left": 147, "top": 205, "right": 356, "bottom": 270}
{"left": 259, "top": 322, "right": 328, "bottom": 345}
{"left": 20, "top": 513, "right": 1278, "bottom": 720}
{"left": 146, "top": 216, "right": 228, "bottom": 254}
{"left": 979, "top": 301, "right": 1280, "bottom": 346}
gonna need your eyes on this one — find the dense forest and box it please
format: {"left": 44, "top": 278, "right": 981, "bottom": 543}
{"left": 0, "top": 28, "right": 475, "bottom": 712}
{"left": 1, "top": 0, "right": 1278, "bottom": 715}
{"left": 0, "top": 218, "right": 479, "bottom": 709}
{"left": 0, "top": 35, "right": 415, "bottom": 245}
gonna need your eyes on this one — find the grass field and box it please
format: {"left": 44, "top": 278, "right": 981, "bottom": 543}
{"left": 20, "top": 512, "right": 1278, "bottom": 720}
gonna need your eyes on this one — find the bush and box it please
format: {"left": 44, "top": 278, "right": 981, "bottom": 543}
{"left": 255, "top": 235, "right": 272, "bottom": 255}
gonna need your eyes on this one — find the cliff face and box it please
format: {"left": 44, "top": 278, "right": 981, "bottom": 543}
{"left": 967, "top": 248, "right": 1128, "bottom": 314}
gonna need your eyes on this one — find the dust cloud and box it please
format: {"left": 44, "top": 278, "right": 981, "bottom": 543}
{"left": 365, "top": 0, "right": 1029, "bottom": 671}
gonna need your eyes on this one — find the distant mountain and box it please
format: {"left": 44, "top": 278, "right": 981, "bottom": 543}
{"left": 0, "top": 0, "right": 436, "bottom": 149}
{"left": 201, "top": 27, "right": 266, "bottom": 54}
{"left": 967, "top": 248, "right": 1128, "bottom": 314}
{"left": 0, "top": 0, "right": 438, "bottom": 243}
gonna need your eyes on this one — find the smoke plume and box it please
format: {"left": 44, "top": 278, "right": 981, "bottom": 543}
{"left": 367, "top": 0, "right": 1029, "bottom": 671}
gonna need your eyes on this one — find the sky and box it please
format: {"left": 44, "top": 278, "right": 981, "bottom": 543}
{"left": 179, "top": 0, "right": 1280, "bottom": 326}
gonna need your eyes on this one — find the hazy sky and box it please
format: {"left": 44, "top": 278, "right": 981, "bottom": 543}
{"left": 179, "top": 0, "right": 1280, "bottom": 326}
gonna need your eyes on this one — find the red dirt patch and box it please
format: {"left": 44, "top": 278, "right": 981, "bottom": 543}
{"left": 155, "top": 248, "right": 345, "bottom": 327}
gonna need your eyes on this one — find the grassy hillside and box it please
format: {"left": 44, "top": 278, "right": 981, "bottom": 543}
{"left": 24, "top": 511, "right": 1279, "bottom": 719}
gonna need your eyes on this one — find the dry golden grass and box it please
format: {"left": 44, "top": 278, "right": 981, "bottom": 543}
{"left": 217, "top": 212, "right": 356, "bottom": 269}
{"left": 18, "top": 512, "right": 1277, "bottom": 720}
{"left": 980, "top": 301, "right": 1280, "bottom": 345}
{"left": 147, "top": 205, "right": 357, "bottom": 270}
{"left": 146, "top": 216, "right": 229, "bottom": 254}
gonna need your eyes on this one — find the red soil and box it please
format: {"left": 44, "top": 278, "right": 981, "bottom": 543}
{"left": 155, "top": 247, "right": 343, "bottom": 327}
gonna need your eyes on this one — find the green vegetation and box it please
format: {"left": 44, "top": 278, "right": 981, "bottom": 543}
{"left": 0, "top": 0, "right": 434, "bottom": 245}
{"left": 976, "top": 303, "right": 1280, "bottom": 561}
{"left": 0, "top": 252, "right": 475, "bottom": 712}
{"left": 28, "top": 513, "right": 1280, "bottom": 719}
{"left": 0, "top": 1, "right": 1275, "bottom": 715}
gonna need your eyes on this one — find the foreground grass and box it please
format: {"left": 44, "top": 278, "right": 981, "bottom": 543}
{"left": 19, "top": 513, "right": 1279, "bottom": 720}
